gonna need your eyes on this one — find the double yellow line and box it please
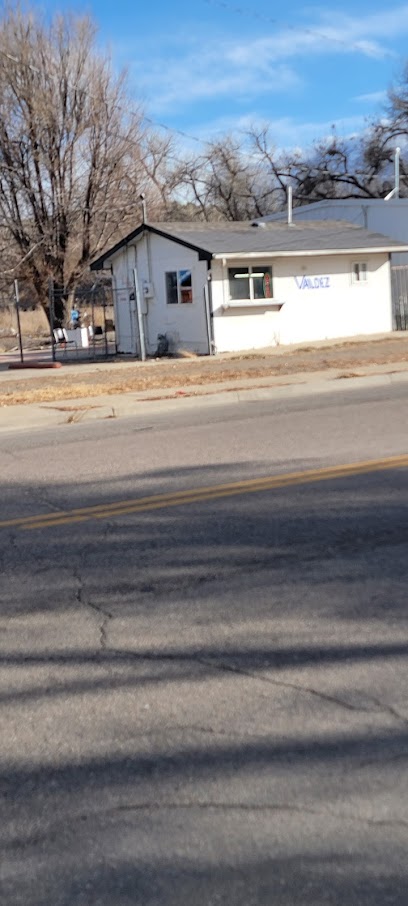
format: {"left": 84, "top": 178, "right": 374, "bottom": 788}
{"left": 2, "top": 453, "right": 408, "bottom": 532}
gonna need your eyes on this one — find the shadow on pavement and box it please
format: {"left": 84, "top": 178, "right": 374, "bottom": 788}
{"left": 1, "top": 462, "right": 408, "bottom": 904}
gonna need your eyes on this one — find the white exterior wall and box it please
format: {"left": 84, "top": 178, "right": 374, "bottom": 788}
{"left": 144, "top": 235, "right": 209, "bottom": 354}
{"left": 211, "top": 259, "right": 281, "bottom": 351}
{"left": 109, "top": 234, "right": 209, "bottom": 355}
{"left": 211, "top": 253, "right": 392, "bottom": 352}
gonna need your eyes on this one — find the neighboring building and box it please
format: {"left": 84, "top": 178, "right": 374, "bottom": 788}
{"left": 265, "top": 199, "right": 408, "bottom": 264}
{"left": 90, "top": 220, "right": 408, "bottom": 355}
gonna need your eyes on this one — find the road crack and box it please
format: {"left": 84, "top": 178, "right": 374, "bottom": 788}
{"left": 86, "top": 801, "right": 408, "bottom": 830}
{"left": 200, "top": 660, "right": 408, "bottom": 726}
{"left": 73, "top": 568, "right": 113, "bottom": 651}
{"left": 196, "top": 656, "right": 371, "bottom": 714}
{"left": 104, "top": 646, "right": 407, "bottom": 722}
{"left": 362, "top": 694, "right": 408, "bottom": 728}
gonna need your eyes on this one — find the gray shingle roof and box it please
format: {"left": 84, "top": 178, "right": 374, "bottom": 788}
{"left": 150, "top": 220, "right": 408, "bottom": 255}
{"left": 91, "top": 219, "right": 408, "bottom": 269}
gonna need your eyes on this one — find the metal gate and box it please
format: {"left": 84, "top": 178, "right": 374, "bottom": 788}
{"left": 391, "top": 265, "right": 408, "bottom": 330}
{"left": 45, "top": 281, "right": 117, "bottom": 362}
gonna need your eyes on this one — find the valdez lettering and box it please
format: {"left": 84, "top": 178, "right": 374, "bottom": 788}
{"left": 294, "top": 275, "right": 331, "bottom": 290}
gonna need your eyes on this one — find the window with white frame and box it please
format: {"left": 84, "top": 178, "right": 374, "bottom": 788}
{"left": 228, "top": 265, "right": 273, "bottom": 301}
{"left": 165, "top": 269, "right": 193, "bottom": 304}
{"left": 352, "top": 262, "right": 367, "bottom": 283}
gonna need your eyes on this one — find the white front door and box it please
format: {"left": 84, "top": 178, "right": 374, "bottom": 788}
{"left": 115, "top": 288, "right": 137, "bottom": 354}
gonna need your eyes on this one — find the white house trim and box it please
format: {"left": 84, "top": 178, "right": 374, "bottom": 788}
{"left": 222, "top": 301, "right": 284, "bottom": 310}
{"left": 213, "top": 246, "right": 407, "bottom": 259}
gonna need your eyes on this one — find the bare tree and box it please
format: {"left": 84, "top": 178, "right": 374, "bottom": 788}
{"left": 173, "top": 127, "right": 377, "bottom": 221}
{"left": 250, "top": 126, "right": 385, "bottom": 206}
{"left": 172, "top": 132, "right": 286, "bottom": 222}
{"left": 359, "top": 68, "right": 408, "bottom": 198}
{"left": 140, "top": 66, "right": 408, "bottom": 221}
{"left": 173, "top": 122, "right": 396, "bottom": 221}
{"left": 0, "top": 6, "right": 158, "bottom": 320}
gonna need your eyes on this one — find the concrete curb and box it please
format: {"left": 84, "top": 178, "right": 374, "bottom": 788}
{"left": 1, "top": 365, "right": 408, "bottom": 435}
{"left": 8, "top": 362, "right": 62, "bottom": 370}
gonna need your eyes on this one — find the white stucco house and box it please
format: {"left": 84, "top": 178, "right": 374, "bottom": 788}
{"left": 90, "top": 219, "right": 408, "bottom": 355}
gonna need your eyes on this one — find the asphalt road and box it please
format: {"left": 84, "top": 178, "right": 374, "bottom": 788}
{"left": 1, "top": 383, "right": 408, "bottom": 905}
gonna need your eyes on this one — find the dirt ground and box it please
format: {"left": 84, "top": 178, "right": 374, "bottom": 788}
{"left": 1, "top": 335, "right": 408, "bottom": 407}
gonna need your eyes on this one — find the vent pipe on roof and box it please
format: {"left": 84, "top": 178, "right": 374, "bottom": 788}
{"left": 140, "top": 192, "right": 147, "bottom": 223}
{"left": 287, "top": 185, "right": 293, "bottom": 225}
{"left": 395, "top": 146, "right": 400, "bottom": 199}
{"left": 384, "top": 147, "right": 400, "bottom": 201}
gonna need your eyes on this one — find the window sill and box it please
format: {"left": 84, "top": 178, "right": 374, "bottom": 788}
{"left": 222, "top": 300, "right": 284, "bottom": 310}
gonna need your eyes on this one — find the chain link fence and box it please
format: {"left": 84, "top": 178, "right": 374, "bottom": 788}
{"left": 391, "top": 265, "right": 408, "bottom": 331}
{"left": 50, "top": 280, "right": 117, "bottom": 361}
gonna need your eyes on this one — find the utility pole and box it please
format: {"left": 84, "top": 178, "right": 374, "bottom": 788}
{"left": 133, "top": 268, "right": 147, "bottom": 361}
{"left": 384, "top": 147, "right": 401, "bottom": 201}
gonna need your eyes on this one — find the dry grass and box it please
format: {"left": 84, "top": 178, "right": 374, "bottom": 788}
{"left": 1, "top": 335, "right": 408, "bottom": 407}
{"left": 0, "top": 306, "right": 49, "bottom": 338}
{"left": 335, "top": 372, "right": 365, "bottom": 380}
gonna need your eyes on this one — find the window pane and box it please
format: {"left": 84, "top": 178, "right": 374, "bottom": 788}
{"left": 166, "top": 271, "right": 178, "bottom": 304}
{"left": 179, "top": 269, "right": 193, "bottom": 303}
{"left": 253, "top": 266, "right": 273, "bottom": 299}
{"left": 353, "top": 262, "right": 367, "bottom": 283}
{"left": 229, "top": 267, "right": 250, "bottom": 300}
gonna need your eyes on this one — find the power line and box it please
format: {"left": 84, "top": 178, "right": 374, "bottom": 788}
{"left": 0, "top": 44, "right": 206, "bottom": 152}
{"left": 204, "top": 0, "right": 395, "bottom": 58}
{"left": 142, "top": 114, "right": 202, "bottom": 146}
{"left": 0, "top": 27, "right": 373, "bottom": 166}
{"left": 0, "top": 24, "right": 391, "bottom": 211}
{"left": 1, "top": 3, "right": 394, "bottom": 205}
{"left": 0, "top": 43, "right": 279, "bottom": 173}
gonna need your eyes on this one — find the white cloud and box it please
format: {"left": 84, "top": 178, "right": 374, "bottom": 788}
{"left": 267, "top": 114, "right": 368, "bottom": 150}
{"left": 127, "top": 5, "right": 408, "bottom": 115}
{"left": 184, "top": 112, "right": 369, "bottom": 154}
{"left": 122, "top": 5, "right": 408, "bottom": 122}
{"left": 144, "top": 57, "right": 301, "bottom": 112}
{"left": 224, "top": 28, "right": 385, "bottom": 67}
{"left": 317, "top": 5, "right": 408, "bottom": 43}
{"left": 353, "top": 90, "right": 388, "bottom": 104}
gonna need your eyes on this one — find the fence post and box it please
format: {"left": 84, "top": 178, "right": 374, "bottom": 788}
{"left": 13, "top": 279, "right": 24, "bottom": 364}
{"left": 102, "top": 286, "right": 108, "bottom": 358}
{"left": 91, "top": 284, "right": 96, "bottom": 361}
{"left": 49, "top": 278, "right": 56, "bottom": 362}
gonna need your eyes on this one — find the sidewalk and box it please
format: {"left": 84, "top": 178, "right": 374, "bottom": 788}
{"left": 1, "top": 357, "right": 408, "bottom": 435}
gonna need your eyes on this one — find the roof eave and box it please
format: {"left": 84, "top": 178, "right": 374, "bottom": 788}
{"left": 90, "top": 223, "right": 212, "bottom": 270}
{"left": 212, "top": 246, "right": 408, "bottom": 259}
{"left": 90, "top": 224, "right": 146, "bottom": 270}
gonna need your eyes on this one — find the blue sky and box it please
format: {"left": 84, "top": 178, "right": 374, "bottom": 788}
{"left": 21, "top": 0, "right": 408, "bottom": 150}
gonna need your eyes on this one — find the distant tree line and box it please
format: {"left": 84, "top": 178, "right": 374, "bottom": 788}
{"left": 1, "top": 5, "right": 408, "bottom": 318}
